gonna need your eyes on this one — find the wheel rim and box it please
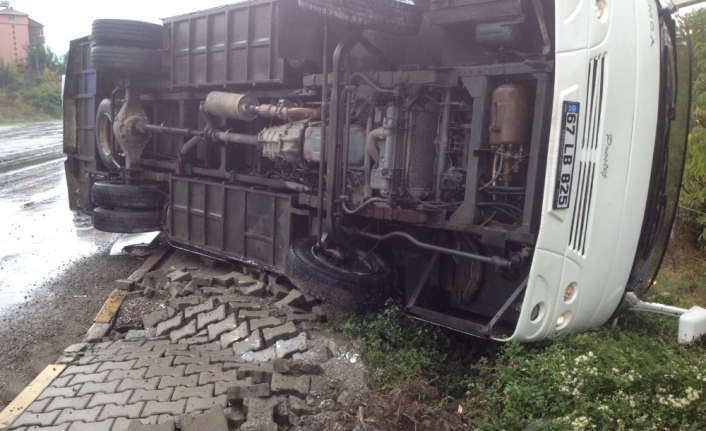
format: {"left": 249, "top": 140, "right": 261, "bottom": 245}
{"left": 311, "top": 244, "right": 381, "bottom": 276}
{"left": 97, "top": 112, "right": 113, "bottom": 157}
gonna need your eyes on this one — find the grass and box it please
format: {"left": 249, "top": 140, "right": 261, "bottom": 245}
{"left": 332, "top": 237, "right": 706, "bottom": 430}
{"left": 0, "top": 94, "right": 59, "bottom": 125}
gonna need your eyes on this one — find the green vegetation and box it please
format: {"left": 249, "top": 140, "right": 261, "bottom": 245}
{"left": 681, "top": 10, "right": 706, "bottom": 241}
{"left": 0, "top": 42, "right": 66, "bottom": 125}
{"left": 335, "top": 246, "right": 706, "bottom": 430}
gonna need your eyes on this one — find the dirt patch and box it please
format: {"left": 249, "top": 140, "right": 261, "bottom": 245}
{"left": 0, "top": 243, "right": 140, "bottom": 410}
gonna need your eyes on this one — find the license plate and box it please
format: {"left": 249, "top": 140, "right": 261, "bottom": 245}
{"left": 553, "top": 102, "right": 580, "bottom": 210}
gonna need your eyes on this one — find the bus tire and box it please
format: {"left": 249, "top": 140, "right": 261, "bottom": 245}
{"left": 92, "top": 181, "right": 165, "bottom": 209}
{"left": 285, "top": 236, "right": 396, "bottom": 313}
{"left": 91, "top": 19, "right": 164, "bottom": 50}
{"left": 93, "top": 207, "right": 163, "bottom": 233}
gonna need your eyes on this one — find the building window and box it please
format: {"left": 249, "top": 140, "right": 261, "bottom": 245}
{"left": 8, "top": 15, "right": 15, "bottom": 20}
{"left": 39, "top": 28, "right": 43, "bottom": 36}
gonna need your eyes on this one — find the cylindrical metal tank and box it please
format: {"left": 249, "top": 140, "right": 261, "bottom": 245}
{"left": 204, "top": 92, "right": 259, "bottom": 121}
{"left": 489, "top": 84, "right": 530, "bottom": 148}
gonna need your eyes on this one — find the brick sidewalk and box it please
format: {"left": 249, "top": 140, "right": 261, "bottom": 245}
{"left": 7, "top": 267, "right": 343, "bottom": 431}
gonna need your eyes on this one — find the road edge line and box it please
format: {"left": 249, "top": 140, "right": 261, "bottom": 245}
{"left": 0, "top": 364, "right": 67, "bottom": 430}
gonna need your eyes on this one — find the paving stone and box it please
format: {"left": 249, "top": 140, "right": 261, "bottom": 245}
{"left": 54, "top": 407, "right": 102, "bottom": 425}
{"left": 168, "top": 297, "right": 200, "bottom": 311}
{"left": 45, "top": 395, "right": 92, "bottom": 412}
{"left": 77, "top": 380, "right": 119, "bottom": 396}
{"left": 62, "top": 364, "right": 100, "bottom": 376}
{"left": 89, "top": 354, "right": 130, "bottom": 364}
{"left": 169, "top": 320, "right": 197, "bottom": 344}
{"left": 157, "top": 375, "right": 199, "bottom": 389}
{"left": 196, "top": 304, "right": 227, "bottom": 331}
{"left": 117, "top": 377, "right": 161, "bottom": 392}
{"left": 238, "top": 310, "right": 270, "bottom": 321}
{"left": 141, "top": 306, "right": 175, "bottom": 329}
{"left": 127, "top": 350, "right": 166, "bottom": 360}
{"left": 97, "top": 402, "right": 145, "bottom": 420}
{"left": 271, "top": 373, "right": 310, "bottom": 397}
{"left": 207, "top": 314, "right": 237, "bottom": 341}
{"left": 212, "top": 273, "right": 235, "bottom": 286}
{"left": 63, "top": 343, "right": 89, "bottom": 356}
{"left": 50, "top": 376, "right": 74, "bottom": 388}
{"left": 167, "top": 270, "right": 192, "bottom": 283}
{"left": 172, "top": 356, "right": 209, "bottom": 366}
{"left": 167, "top": 282, "right": 187, "bottom": 298}
{"left": 287, "top": 313, "right": 318, "bottom": 324}
{"left": 130, "top": 388, "right": 174, "bottom": 403}
{"left": 231, "top": 363, "right": 275, "bottom": 383}
{"left": 275, "top": 332, "right": 308, "bottom": 359}
{"left": 239, "top": 282, "right": 266, "bottom": 297}
{"left": 262, "top": 322, "right": 298, "bottom": 347}
{"left": 192, "top": 275, "right": 214, "bottom": 286}
{"left": 113, "top": 340, "right": 147, "bottom": 349}
{"left": 56, "top": 356, "right": 78, "bottom": 365}
{"left": 267, "top": 284, "right": 290, "bottom": 300}
{"left": 227, "top": 302, "right": 262, "bottom": 313}
{"left": 214, "top": 379, "right": 253, "bottom": 396}
{"left": 68, "top": 371, "right": 109, "bottom": 386}
{"left": 220, "top": 322, "right": 249, "bottom": 349}
{"left": 241, "top": 397, "right": 282, "bottom": 431}
{"left": 226, "top": 383, "right": 271, "bottom": 403}
{"left": 37, "top": 385, "right": 82, "bottom": 400}
{"left": 97, "top": 360, "right": 137, "bottom": 372}
{"left": 179, "top": 336, "right": 209, "bottom": 346}
{"left": 23, "top": 424, "right": 69, "bottom": 431}
{"left": 155, "top": 313, "right": 185, "bottom": 337}
{"left": 126, "top": 419, "right": 174, "bottom": 431}
{"left": 241, "top": 346, "right": 277, "bottom": 363}
{"left": 232, "top": 330, "right": 264, "bottom": 356}
{"left": 108, "top": 368, "right": 147, "bottom": 381}
{"left": 203, "top": 287, "right": 227, "bottom": 297}
{"left": 26, "top": 398, "right": 51, "bottom": 413}
{"left": 274, "top": 290, "right": 305, "bottom": 310}
{"left": 75, "top": 355, "right": 96, "bottom": 365}
{"left": 145, "top": 365, "right": 185, "bottom": 378}
{"left": 292, "top": 344, "right": 331, "bottom": 364}
{"left": 184, "top": 300, "right": 215, "bottom": 320}
{"left": 88, "top": 390, "right": 133, "bottom": 408}
{"left": 272, "top": 359, "right": 324, "bottom": 375}
{"left": 233, "top": 275, "right": 258, "bottom": 287}
{"left": 179, "top": 405, "right": 228, "bottom": 431}
{"left": 141, "top": 400, "right": 186, "bottom": 417}
{"left": 210, "top": 355, "right": 246, "bottom": 365}
{"left": 215, "top": 295, "right": 251, "bottom": 305}
{"left": 188, "top": 341, "right": 222, "bottom": 352}
{"left": 185, "top": 364, "right": 222, "bottom": 375}
{"left": 172, "top": 384, "right": 214, "bottom": 401}
{"left": 10, "top": 411, "right": 61, "bottom": 428}
{"left": 249, "top": 317, "right": 283, "bottom": 332}
{"left": 198, "top": 370, "right": 239, "bottom": 385}
{"left": 66, "top": 419, "right": 113, "bottom": 431}
{"left": 134, "top": 356, "right": 174, "bottom": 369}
{"left": 125, "top": 328, "right": 158, "bottom": 341}
{"left": 143, "top": 340, "right": 171, "bottom": 349}
{"left": 184, "top": 396, "right": 228, "bottom": 414}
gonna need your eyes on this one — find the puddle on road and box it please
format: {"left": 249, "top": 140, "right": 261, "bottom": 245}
{"left": 0, "top": 122, "right": 115, "bottom": 314}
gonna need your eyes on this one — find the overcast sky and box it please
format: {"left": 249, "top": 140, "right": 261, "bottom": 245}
{"left": 7, "top": 0, "right": 706, "bottom": 56}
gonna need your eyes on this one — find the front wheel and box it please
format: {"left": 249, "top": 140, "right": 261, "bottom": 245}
{"left": 286, "top": 236, "right": 395, "bottom": 312}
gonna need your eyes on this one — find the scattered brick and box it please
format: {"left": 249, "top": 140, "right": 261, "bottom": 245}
{"left": 238, "top": 310, "right": 270, "bottom": 321}
{"left": 179, "top": 405, "right": 229, "bottom": 431}
{"left": 241, "top": 346, "right": 277, "bottom": 363}
{"left": 241, "top": 397, "right": 282, "bottom": 431}
{"left": 275, "top": 333, "right": 308, "bottom": 359}
{"left": 220, "top": 322, "right": 249, "bottom": 349}
{"left": 184, "top": 396, "right": 227, "bottom": 414}
{"left": 155, "top": 313, "right": 185, "bottom": 337}
{"left": 167, "top": 270, "right": 192, "bottom": 283}
{"left": 249, "top": 317, "right": 283, "bottom": 332}
{"left": 170, "top": 320, "right": 197, "bottom": 344}
{"left": 169, "top": 297, "right": 200, "bottom": 311}
{"left": 239, "top": 283, "right": 266, "bottom": 297}
{"left": 226, "top": 383, "right": 271, "bottom": 403}
{"left": 262, "top": 322, "right": 298, "bottom": 347}
{"left": 207, "top": 314, "right": 237, "bottom": 341}
{"left": 196, "top": 304, "right": 227, "bottom": 330}
{"left": 270, "top": 373, "right": 310, "bottom": 397}
{"left": 274, "top": 290, "right": 305, "bottom": 310}
{"left": 267, "top": 284, "right": 290, "bottom": 300}
{"left": 232, "top": 330, "right": 264, "bottom": 356}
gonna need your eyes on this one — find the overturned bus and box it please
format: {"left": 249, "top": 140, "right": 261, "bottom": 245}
{"left": 62, "top": 0, "right": 698, "bottom": 342}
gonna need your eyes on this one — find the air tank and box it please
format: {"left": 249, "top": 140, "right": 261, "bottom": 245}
{"left": 489, "top": 84, "right": 530, "bottom": 149}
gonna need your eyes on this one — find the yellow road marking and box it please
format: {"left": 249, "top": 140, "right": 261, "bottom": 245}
{"left": 94, "top": 289, "right": 127, "bottom": 324}
{"left": 0, "top": 364, "right": 66, "bottom": 430}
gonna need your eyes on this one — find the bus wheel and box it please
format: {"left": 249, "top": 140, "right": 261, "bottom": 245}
{"left": 92, "top": 180, "right": 166, "bottom": 210}
{"left": 93, "top": 207, "right": 162, "bottom": 234}
{"left": 285, "top": 236, "right": 396, "bottom": 313}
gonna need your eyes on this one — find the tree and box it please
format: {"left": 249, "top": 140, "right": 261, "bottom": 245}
{"left": 23, "top": 42, "right": 61, "bottom": 76}
{"left": 2, "top": 62, "right": 25, "bottom": 100}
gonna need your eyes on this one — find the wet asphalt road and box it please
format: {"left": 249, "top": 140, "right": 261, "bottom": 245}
{"left": 0, "top": 122, "right": 112, "bottom": 314}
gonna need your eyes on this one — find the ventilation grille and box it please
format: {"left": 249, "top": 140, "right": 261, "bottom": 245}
{"left": 569, "top": 56, "right": 605, "bottom": 256}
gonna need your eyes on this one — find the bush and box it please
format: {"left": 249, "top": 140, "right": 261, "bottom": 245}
{"left": 465, "top": 314, "right": 706, "bottom": 430}
{"left": 22, "top": 81, "right": 62, "bottom": 118}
